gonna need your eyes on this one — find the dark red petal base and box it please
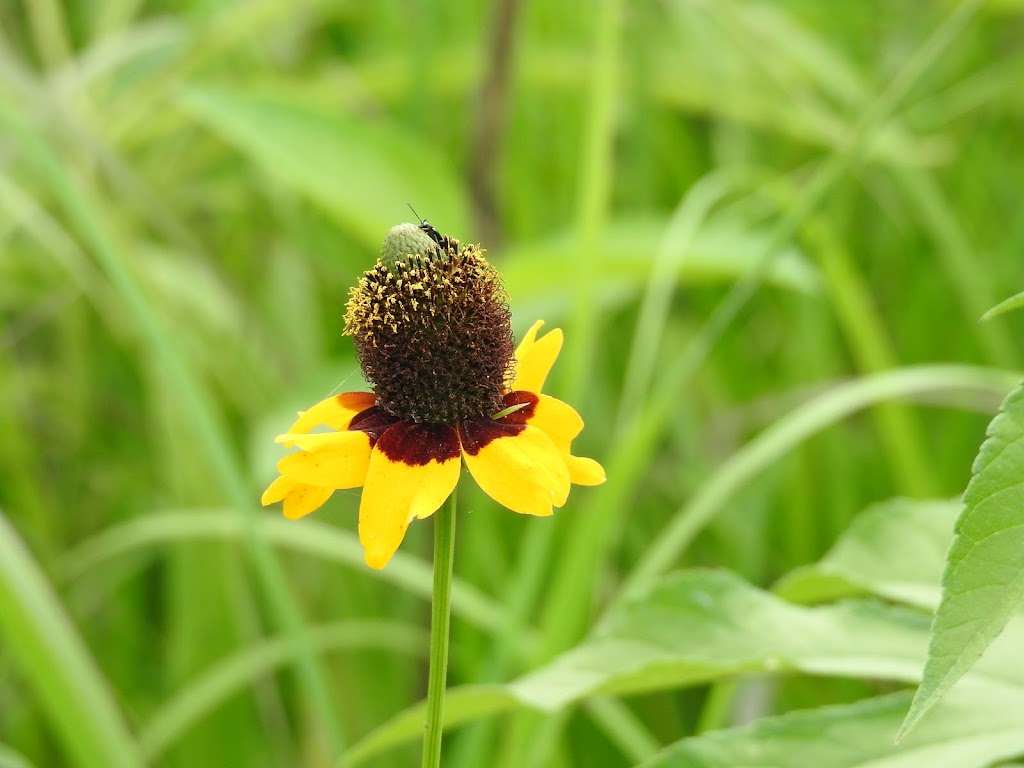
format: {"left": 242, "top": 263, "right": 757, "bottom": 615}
{"left": 457, "top": 391, "right": 539, "bottom": 456}
{"left": 348, "top": 406, "right": 401, "bottom": 442}
{"left": 498, "top": 390, "right": 539, "bottom": 424}
{"left": 373, "top": 421, "right": 461, "bottom": 466}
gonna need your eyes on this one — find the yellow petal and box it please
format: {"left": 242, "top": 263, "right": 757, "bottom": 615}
{"left": 460, "top": 421, "right": 570, "bottom": 516}
{"left": 358, "top": 422, "right": 461, "bottom": 569}
{"left": 276, "top": 432, "right": 347, "bottom": 448}
{"left": 282, "top": 484, "right": 335, "bottom": 520}
{"left": 567, "top": 455, "right": 606, "bottom": 486}
{"left": 262, "top": 474, "right": 335, "bottom": 518}
{"left": 276, "top": 412, "right": 398, "bottom": 449}
{"left": 288, "top": 392, "right": 376, "bottom": 433}
{"left": 277, "top": 430, "right": 372, "bottom": 489}
{"left": 514, "top": 319, "right": 544, "bottom": 356}
{"left": 261, "top": 475, "right": 297, "bottom": 505}
{"left": 511, "top": 321, "right": 563, "bottom": 393}
{"left": 525, "top": 394, "right": 583, "bottom": 453}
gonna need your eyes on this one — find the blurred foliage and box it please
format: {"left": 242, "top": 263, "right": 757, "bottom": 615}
{"left": 1, "top": 0, "right": 1023, "bottom": 766}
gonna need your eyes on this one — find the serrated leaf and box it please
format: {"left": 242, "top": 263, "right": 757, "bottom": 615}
{"left": 900, "top": 379, "right": 1024, "bottom": 739}
{"left": 981, "top": 289, "right": 1024, "bottom": 321}
{"left": 776, "top": 498, "right": 960, "bottom": 610}
{"left": 179, "top": 87, "right": 471, "bottom": 249}
{"left": 641, "top": 687, "right": 1024, "bottom": 768}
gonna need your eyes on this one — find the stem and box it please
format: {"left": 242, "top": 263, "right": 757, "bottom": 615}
{"left": 422, "top": 492, "right": 457, "bottom": 768}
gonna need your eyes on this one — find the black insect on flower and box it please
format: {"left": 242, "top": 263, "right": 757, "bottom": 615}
{"left": 407, "top": 203, "right": 445, "bottom": 248}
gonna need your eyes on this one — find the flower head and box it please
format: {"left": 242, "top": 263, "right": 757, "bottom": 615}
{"left": 262, "top": 223, "right": 605, "bottom": 569}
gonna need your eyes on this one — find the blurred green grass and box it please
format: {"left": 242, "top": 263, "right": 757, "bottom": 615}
{"left": 1, "top": 1, "right": 1022, "bottom": 766}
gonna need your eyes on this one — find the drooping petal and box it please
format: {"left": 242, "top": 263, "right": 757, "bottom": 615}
{"left": 261, "top": 475, "right": 297, "bottom": 505}
{"left": 511, "top": 321, "right": 563, "bottom": 393}
{"left": 566, "top": 455, "right": 606, "bottom": 486}
{"left": 282, "top": 484, "right": 335, "bottom": 520}
{"left": 288, "top": 392, "right": 377, "bottom": 433}
{"left": 276, "top": 430, "right": 373, "bottom": 489}
{"left": 262, "top": 475, "right": 335, "bottom": 520}
{"left": 358, "top": 421, "right": 461, "bottom": 569}
{"left": 459, "top": 420, "right": 570, "bottom": 516}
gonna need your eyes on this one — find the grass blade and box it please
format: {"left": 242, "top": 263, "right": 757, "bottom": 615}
{"left": 0, "top": 513, "right": 142, "bottom": 768}
{"left": 0, "top": 100, "right": 347, "bottom": 754}
{"left": 982, "top": 289, "right": 1024, "bottom": 322}
{"left": 619, "top": 366, "right": 1020, "bottom": 604}
{"left": 141, "top": 620, "right": 427, "bottom": 759}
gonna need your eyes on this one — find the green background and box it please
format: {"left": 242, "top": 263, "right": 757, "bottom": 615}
{"left": 1, "top": 1, "right": 1022, "bottom": 766}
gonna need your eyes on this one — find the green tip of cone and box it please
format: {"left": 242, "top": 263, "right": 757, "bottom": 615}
{"left": 381, "top": 223, "right": 440, "bottom": 267}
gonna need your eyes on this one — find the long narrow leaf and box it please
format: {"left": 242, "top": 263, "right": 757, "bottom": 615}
{"left": 0, "top": 513, "right": 142, "bottom": 768}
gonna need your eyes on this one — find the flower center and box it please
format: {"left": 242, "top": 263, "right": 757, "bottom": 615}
{"left": 344, "top": 227, "right": 515, "bottom": 425}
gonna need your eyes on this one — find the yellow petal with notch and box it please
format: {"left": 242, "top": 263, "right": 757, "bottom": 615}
{"left": 511, "top": 321, "right": 563, "bottom": 393}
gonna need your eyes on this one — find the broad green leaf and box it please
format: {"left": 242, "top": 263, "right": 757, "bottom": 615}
{"left": 641, "top": 688, "right": 1024, "bottom": 768}
{"left": 343, "top": 570, "right": 931, "bottom": 765}
{"left": 981, "top": 289, "right": 1024, "bottom": 321}
{"left": 776, "top": 498, "right": 960, "bottom": 610}
{"left": 510, "top": 570, "right": 926, "bottom": 711}
{"left": 179, "top": 87, "right": 471, "bottom": 249}
{"left": 900, "top": 380, "right": 1024, "bottom": 738}
{"left": 345, "top": 567, "right": 1024, "bottom": 766}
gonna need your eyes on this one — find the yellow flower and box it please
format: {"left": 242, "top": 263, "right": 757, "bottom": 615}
{"left": 261, "top": 224, "right": 604, "bottom": 569}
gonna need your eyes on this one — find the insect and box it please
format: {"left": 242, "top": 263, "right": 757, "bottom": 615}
{"left": 407, "top": 203, "right": 445, "bottom": 246}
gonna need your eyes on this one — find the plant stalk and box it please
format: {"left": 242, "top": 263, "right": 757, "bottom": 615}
{"left": 422, "top": 492, "right": 457, "bottom": 768}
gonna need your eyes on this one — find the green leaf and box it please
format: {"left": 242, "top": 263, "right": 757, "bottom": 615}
{"left": 776, "top": 498, "right": 960, "bottom": 610}
{"left": 900, "top": 379, "right": 1024, "bottom": 739}
{"left": 179, "top": 86, "right": 471, "bottom": 249}
{"left": 343, "top": 564, "right": 1024, "bottom": 765}
{"left": 981, "top": 289, "right": 1024, "bottom": 321}
{"left": 641, "top": 687, "right": 1024, "bottom": 768}
{"left": 341, "top": 569, "right": 931, "bottom": 765}
{"left": 510, "top": 570, "right": 927, "bottom": 711}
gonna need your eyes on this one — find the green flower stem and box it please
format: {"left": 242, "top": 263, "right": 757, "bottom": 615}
{"left": 422, "top": 492, "right": 457, "bottom": 768}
